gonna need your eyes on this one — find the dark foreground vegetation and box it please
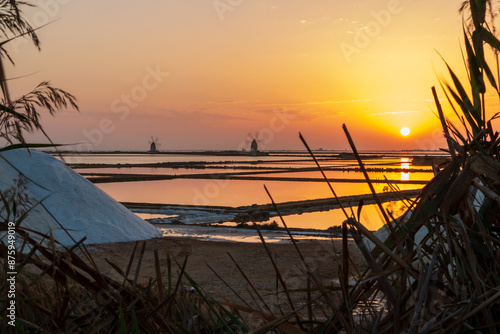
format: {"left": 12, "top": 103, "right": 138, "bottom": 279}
{"left": 2, "top": 0, "right": 500, "bottom": 333}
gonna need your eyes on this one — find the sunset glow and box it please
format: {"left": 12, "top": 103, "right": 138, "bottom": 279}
{"left": 400, "top": 127, "right": 411, "bottom": 136}
{"left": 1, "top": 1, "right": 474, "bottom": 151}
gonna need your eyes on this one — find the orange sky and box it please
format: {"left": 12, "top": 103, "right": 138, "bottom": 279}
{"left": 3, "top": 0, "right": 493, "bottom": 151}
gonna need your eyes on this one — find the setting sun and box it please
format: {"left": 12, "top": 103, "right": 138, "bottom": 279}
{"left": 400, "top": 127, "right": 411, "bottom": 136}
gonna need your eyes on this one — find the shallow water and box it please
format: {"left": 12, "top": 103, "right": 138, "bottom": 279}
{"left": 96, "top": 178, "right": 422, "bottom": 207}
{"left": 61, "top": 152, "right": 431, "bottom": 231}
{"left": 59, "top": 153, "right": 308, "bottom": 165}
{"left": 225, "top": 201, "right": 408, "bottom": 231}
{"left": 154, "top": 224, "right": 333, "bottom": 243}
{"left": 74, "top": 167, "right": 250, "bottom": 175}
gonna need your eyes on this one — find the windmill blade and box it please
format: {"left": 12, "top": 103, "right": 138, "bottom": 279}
{"left": 243, "top": 132, "right": 253, "bottom": 144}
{"left": 255, "top": 131, "right": 265, "bottom": 143}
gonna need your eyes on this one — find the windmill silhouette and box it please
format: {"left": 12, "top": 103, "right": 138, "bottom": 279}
{"left": 148, "top": 137, "right": 160, "bottom": 153}
{"left": 244, "top": 132, "right": 264, "bottom": 156}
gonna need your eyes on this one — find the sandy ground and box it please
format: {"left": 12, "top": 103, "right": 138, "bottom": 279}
{"left": 81, "top": 232, "right": 366, "bottom": 306}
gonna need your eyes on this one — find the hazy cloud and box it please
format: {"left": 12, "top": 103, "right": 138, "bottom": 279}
{"left": 253, "top": 99, "right": 372, "bottom": 107}
{"left": 368, "top": 110, "right": 421, "bottom": 116}
{"left": 206, "top": 100, "right": 249, "bottom": 104}
{"left": 160, "top": 109, "right": 251, "bottom": 121}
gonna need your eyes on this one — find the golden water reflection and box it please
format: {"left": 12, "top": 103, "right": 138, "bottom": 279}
{"left": 247, "top": 201, "right": 408, "bottom": 231}
{"left": 93, "top": 158, "right": 425, "bottom": 231}
{"left": 97, "top": 179, "right": 423, "bottom": 207}
{"left": 401, "top": 158, "right": 410, "bottom": 182}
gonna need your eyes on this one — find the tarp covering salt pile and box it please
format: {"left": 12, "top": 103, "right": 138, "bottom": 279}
{"left": 0, "top": 149, "right": 160, "bottom": 247}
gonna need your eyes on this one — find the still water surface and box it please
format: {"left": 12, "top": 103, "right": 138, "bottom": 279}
{"left": 61, "top": 152, "right": 432, "bottom": 231}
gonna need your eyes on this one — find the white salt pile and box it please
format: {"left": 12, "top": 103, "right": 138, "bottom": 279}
{"left": 0, "top": 149, "right": 160, "bottom": 246}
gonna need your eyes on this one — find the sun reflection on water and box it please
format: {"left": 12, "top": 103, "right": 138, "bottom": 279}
{"left": 401, "top": 158, "right": 410, "bottom": 181}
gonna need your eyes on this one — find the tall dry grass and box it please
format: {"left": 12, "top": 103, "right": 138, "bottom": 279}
{"left": 2, "top": 1, "right": 500, "bottom": 333}
{"left": 0, "top": 222, "right": 247, "bottom": 333}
